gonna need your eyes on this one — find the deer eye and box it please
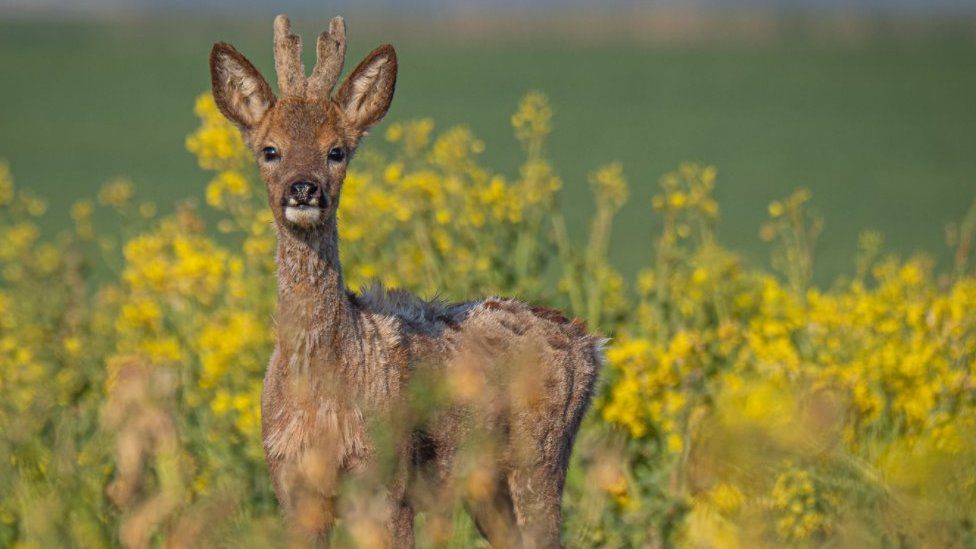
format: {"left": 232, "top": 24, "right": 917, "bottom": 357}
{"left": 327, "top": 147, "right": 346, "bottom": 163}
{"left": 261, "top": 146, "right": 280, "bottom": 162}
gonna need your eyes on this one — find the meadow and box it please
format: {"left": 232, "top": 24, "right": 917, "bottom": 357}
{"left": 1, "top": 12, "right": 976, "bottom": 548}
{"left": 1, "top": 15, "right": 975, "bottom": 281}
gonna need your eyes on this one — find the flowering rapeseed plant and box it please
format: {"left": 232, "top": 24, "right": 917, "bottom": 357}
{"left": 0, "top": 92, "right": 974, "bottom": 547}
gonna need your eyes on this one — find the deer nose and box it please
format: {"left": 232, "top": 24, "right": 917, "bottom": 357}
{"left": 288, "top": 181, "right": 318, "bottom": 204}
{"left": 290, "top": 181, "right": 317, "bottom": 197}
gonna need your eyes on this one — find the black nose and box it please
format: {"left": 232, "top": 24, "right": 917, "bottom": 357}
{"left": 290, "top": 181, "right": 317, "bottom": 197}
{"left": 288, "top": 181, "right": 318, "bottom": 203}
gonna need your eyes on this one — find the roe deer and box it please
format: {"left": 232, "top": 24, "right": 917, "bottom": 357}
{"left": 209, "top": 14, "right": 603, "bottom": 548}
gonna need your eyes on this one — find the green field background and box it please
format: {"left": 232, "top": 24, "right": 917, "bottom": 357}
{"left": 1, "top": 15, "right": 974, "bottom": 284}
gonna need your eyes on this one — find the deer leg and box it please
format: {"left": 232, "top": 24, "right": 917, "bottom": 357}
{"left": 508, "top": 465, "right": 565, "bottom": 549}
{"left": 465, "top": 474, "right": 520, "bottom": 548}
{"left": 386, "top": 440, "right": 417, "bottom": 549}
{"left": 390, "top": 498, "right": 415, "bottom": 549}
{"left": 274, "top": 445, "right": 342, "bottom": 543}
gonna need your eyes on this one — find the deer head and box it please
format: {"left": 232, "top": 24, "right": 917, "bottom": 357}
{"left": 209, "top": 15, "right": 397, "bottom": 230}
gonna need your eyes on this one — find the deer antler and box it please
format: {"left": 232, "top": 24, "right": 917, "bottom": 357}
{"left": 273, "top": 14, "right": 347, "bottom": 101}
{"left": 273, "top": 14, "right": 307, "bottom": 97}
{"left": 308, "top": 16, "right": 347, "bottom": 102}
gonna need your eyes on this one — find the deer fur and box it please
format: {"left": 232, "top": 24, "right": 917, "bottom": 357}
{"left": 209, "top": 14, "right": 603, "bottom": 548}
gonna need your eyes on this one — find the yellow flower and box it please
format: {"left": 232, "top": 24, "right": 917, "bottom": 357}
{"left": 118, "top": 298, "right": 161, "bottom": 331}
{"left": 98, "top": 178, "right": 135, "bottom": 208}
{"left": 0, "top": 159, "right": 13, "bottom": 205}
{"left": 211, "top": 390, "right": 232, "bottom": 415}
{"left": 401, "top": 118, "right": 434, "bottom": 154}
{"left": 71, "top": 200, "right": 93, "bottom": 222}
{"left": 139, "top": 201, "right": 157, "bottom": 218}
{"left": 666, "top": 433, "right": 684, "bottom": 454}
{"left": 141, "top": 337, "right": 182, "bottom": 362}
{"left": 668, "top": 191, "right": 687, "bottom": 209}
{"left": 435, "top": 208, "right": 452, "bottom": 225}
{"left": 383, "top": 162, "right": 403, "bottom": 183}
{"left": 709, "top": 483, "right": 745, "bottom": 515}
{"left": 590, "top": 162, "right": 628, "bottom": 211}
{"left": 0, "top": 223, "right": 39, "bottom": 260}
{"left": 206, "top": 170, "right": 251, "bottom": 209}
{"left": 511, "top": 90, "right": 552, "bottom": 146}
{"left": 186, "top": 94, "right": 249, "bottom": 171}
{"left": 637, "top": 270, "right": 655, "bottom": 294}
{"left": 23, "top": 194, "right": 47, "bottom": 216}
{"left": 385, "top": 122, "right": 404, "bottom": 142}
{"left": 62, "top": 337, "right": 82, "bottom": 356}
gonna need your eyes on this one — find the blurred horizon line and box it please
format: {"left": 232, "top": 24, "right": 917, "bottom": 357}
{"left": 4, "top": 0, "right": 976, "bottom": 19}
{"left": 2, "top": 4, "right": 975, "bottom": 47}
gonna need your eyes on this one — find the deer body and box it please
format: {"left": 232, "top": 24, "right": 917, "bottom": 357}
{"left": 210, "top": 15, "right": 602, "bottom": 547}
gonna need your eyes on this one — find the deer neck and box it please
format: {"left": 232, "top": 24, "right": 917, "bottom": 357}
{"left": 274, "top": 215, "right": 354, "bottom": 367}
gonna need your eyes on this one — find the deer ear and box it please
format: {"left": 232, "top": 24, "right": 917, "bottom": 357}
{"left": 210, "top": 42, "right": 276, "bottom": 131}
{"left": 335, "top": 45, "right": 397, "bottom": 135}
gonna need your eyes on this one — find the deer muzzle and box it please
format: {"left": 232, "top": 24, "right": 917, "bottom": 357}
{"left": 283, "top": 179, "right": 328, "bottom": 227}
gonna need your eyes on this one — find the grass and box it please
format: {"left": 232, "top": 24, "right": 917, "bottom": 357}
{"left": 1, "top": 15, "right": 974, "bottom": 283}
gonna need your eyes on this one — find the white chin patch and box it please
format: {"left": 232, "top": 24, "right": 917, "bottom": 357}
{"left": 284, "top": 206, "right": 322, "bottom": 227}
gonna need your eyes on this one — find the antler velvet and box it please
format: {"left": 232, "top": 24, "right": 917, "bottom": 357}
{"left": 273, "top": 14, "right": 347, "bottom": 102}
{"left": 308, "top": 17, "right": 347, "bottom": 101}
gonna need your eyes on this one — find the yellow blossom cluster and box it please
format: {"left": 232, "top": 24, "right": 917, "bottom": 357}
{"left": 185, "top": 93, "right": 250, "bottom": 171}
{"left": 598, "top": 164, "right": 976, "bottom": 546}
{"left": 1, "top": 91, "right": 974, "bottom": 547}
{"left": 98, "top": 177, "right": 135, "bottom": 208}
{"left": 770, "top": 468, "right": 833, "bottom": 541}
{"left": 335, "top": 92, "right": 566, "bottom": 296}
